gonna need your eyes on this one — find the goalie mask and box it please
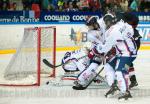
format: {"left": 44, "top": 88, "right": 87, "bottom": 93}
{"left": 85, "top": 16, "right": 100, "bottom": 30}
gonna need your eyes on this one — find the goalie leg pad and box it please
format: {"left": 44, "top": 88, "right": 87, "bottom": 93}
{"left": 77, "top": 63, "right": 99, "bottom": 87}
{"left": 104, "top": 63, "right": 115, "bottom": 86}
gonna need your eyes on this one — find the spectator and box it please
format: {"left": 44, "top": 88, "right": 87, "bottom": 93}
{"left": 88, "top": 0, "right": 101, "bottom": 12}
{"left": 65, "top": 1, "right": 79, "bottom": 11}
{"left": 129, "top": 0, "right": 138, "bottom": 11}
{"left": 57, "top": 0, "right": 64, "bottom": 11}
{"left": 144, "top": 0, "right": 150, "bottom": 12}
{"left": 128, "top": 0, "right": 133, "bottom": 7}
{"left": 0, "top": 0, "right": 3, "bottom": 10}
{"left": 9, "top": 2, "right": 17, "bottom": 11}
{"left": 22, "top": 0, "right": 32, "bottom": 10}
{"left": 62, "top": 1, "right": 68, "bottom": 11}
{"left": 80, "top": 0, "right": 89, "bottom": 11}
{"left": 2, "top": 0, "right": 9, "bottom": 10}
{"left": 120, "top": 0, "right": 128, "bottom": 11}
{"left": 139, "top": 0, "right": 146, "bottom": 12}
{"left": 41, "top": 0, "right": 50, "bottom": 11}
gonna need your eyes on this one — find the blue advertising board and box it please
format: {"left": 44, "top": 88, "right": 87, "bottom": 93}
{"left": 0, "top": 11, "right": 149, "bottom": 23}
{"left": 0, "top": 11, "right": 149, "bottom": 43}
{"left": 132, "top": 12, "right": 150, "bottom": 22}
{"left": 137, "top": 22, "right": 150, "bottom": 43}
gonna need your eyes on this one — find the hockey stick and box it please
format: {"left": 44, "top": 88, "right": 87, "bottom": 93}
{"left": 43, "top": 55, "right": 87, "bottom": 68}
{"left": 43, "top": 59, "right": 62, "bottom": 68}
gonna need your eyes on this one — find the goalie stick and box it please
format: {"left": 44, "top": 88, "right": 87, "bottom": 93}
{"left": 43, "top": 55, "right": 87, "bottom": 68}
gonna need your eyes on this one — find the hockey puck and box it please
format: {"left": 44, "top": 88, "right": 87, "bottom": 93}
{"left": 46, "top": 81, "right": 49, "bottom": 85}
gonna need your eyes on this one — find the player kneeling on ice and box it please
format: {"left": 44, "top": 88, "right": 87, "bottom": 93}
{"left": 62, "top": 42, "right": 105, "bottom": 83}
{"left": 62, "top": 17, "right": 104, "bottom": 81}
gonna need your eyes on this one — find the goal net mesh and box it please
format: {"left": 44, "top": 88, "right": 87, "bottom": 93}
{"left": 0, "top": 27, "right": 56, "bottom": 86}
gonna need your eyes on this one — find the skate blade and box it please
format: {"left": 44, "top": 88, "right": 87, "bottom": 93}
{"left": 118, "top": 97, "right": 132, "bottom": 101}
{"left": 105, "top": 90, "right": 120, "bottom": 98}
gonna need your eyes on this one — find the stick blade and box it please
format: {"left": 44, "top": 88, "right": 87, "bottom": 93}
{"left": 43, "top": 59, "right": 54, "bottom": 68}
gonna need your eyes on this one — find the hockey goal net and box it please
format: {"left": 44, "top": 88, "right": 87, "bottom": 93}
{"left": 0, "top": 26, "right": 56, "bottom": 86}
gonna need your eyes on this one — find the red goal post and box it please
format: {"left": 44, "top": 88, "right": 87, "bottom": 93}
{"left": 0, "top": 26, "right": 56, "bottom": 86}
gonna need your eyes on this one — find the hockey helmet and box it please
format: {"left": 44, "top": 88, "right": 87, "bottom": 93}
{"left": 123, "top": 12, "right": 139, "bottom": 28}
{"left": 103, "top": 14, "right": 116, "bottom": 29}
{"left": 85, "top": 16, "right": 98, "bottom": 26}
{"left": 85, "top": 16, "right": 100, "bottom": 30}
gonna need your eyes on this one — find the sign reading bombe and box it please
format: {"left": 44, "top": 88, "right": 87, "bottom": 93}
{"left": 0, "top": 11, "right": 39, "bottom": 23}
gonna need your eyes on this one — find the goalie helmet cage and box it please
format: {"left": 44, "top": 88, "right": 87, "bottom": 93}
{"left": 0, "top": 26, "right": 56, "bottom": 86}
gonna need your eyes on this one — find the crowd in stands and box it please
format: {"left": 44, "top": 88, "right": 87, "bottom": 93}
{"left": 0, "top": 0, "right": 150, "bottom": 12}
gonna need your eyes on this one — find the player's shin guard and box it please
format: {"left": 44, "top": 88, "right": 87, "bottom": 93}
{"left": 116, "top": 71, "right": 132, "bottom": 100}
{"left": 116, "top": 71, "right": 128, "bottom": 93}
{"left": 104, "top": 63, "right": 115, "bottom": 86}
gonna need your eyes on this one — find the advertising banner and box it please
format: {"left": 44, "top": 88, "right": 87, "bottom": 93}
{"left": 0, "top": 11, "right": 149, "bottom": 23}
{"left": 133, "top": 12, "right": 150, "bottom": 22}
{"left": 137, "top": 23, "right": 150, "bottom": 44}
{"left": 40, "top": 11, "right": 102, "bottom": 22}
{"left": 0, "top": 11, "right": 39, "bottom": 23}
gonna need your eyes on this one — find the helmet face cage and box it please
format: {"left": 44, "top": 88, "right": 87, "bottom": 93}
{"left": 86, "top": 16, "right": 99, "bottom": 30}
{"left": 103, "top": 14, "right": 116, "bottom": 29}
{"left": 86, "top": 16, "right": 97, "bottom": 26}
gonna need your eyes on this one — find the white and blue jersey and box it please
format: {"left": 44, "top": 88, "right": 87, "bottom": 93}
{"left": 97, "top": 20, "right": 137, "bottom": 57}
{"left": 62, "top": 49, "right": 90, "bottom": 72}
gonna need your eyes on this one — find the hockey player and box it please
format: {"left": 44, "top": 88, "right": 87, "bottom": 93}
{"left": 61, "top": 42, "right": 91, "bottom": 74}
{"left": 62, "top": 16, "right": 103, "bottom": 76}
{"left": 106, "top": 9, "right": 141, "bottom": 89}
{"left": 72, "top": 15, "right": 117, "bottom": 90}
{"left": 74, "top": 15, "right": 137, "bottom": 100}
{"left": 95, "top": 16, "right": 137, "bottom": 100}
{"left": 123, "top": 12, "right": 142, "bottom": 89}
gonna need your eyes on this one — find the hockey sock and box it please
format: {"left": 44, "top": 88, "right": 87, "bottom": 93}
{"left": 116, "top": 71, "right": 128, "bottom": 93}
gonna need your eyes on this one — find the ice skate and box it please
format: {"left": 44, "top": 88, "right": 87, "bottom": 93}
{"left": 129, "top": 81, "right": 138, "bottom": 89}
{"left": 72, "top": 81, "right": 86, "bottom": 90}
{"left": 105, "top": 83, "right": 120, "bottom": 98}
{"left": 118, "top": 91, "right": 132, "bottom": 100}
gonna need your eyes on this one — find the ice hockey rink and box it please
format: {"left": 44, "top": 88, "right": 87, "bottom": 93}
{"left": 0, "top": 49, "right": 150, "bottom": 104}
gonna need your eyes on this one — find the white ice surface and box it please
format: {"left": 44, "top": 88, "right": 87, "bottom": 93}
{"left": 0, "top": 50, "right": 150, "bottom": 104}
